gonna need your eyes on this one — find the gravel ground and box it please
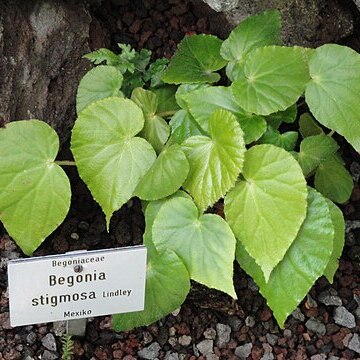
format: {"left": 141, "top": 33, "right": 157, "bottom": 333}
{"left": 0, "top": 0, "right": 360, "bottom": 359}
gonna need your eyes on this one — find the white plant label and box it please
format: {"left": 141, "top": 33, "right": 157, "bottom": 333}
{"left": 8, "top": 246, "right": 147, "bottom": 327}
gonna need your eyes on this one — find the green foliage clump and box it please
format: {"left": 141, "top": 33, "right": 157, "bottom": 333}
{"left": 1, "top": 10, "right": 358, "bottom": 329}
{"left": 61, "top": 333, "right": 74, "bottom": 360}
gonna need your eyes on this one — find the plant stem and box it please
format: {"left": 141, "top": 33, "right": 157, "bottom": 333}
{"left": 55, "top": 160, "right": 76, "bottom": 166}
{"left": 328, "top": 130, "right": 335, "bottom": 137}
{"left": 157, "top": 110, "right": 177, "bottom": 118}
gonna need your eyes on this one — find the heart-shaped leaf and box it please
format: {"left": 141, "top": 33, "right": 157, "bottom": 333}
{"left": 182, "top": 109, "right": 246, "bottom": 212}
{"left": 152, "top": 196, "right": 237, "bottom": 297}
{"left": 220, "top": 10, "right": 281, "bottom": 67}
{"left": 131, "top": 87, "right": 158, "bottom": 114}
{"left": 296, "top": 135, "right": 339, "bottom": 176}
{"left": 323, "top": 199, "right": 345, "bottom": 283}
{"left": 143, "top": 190, "right": 192, "bottom": 249}
{"left": 162, "top": 34, "right": 227, "bottom": 84}
{"left": 71, "top": 97, "right": 156, "bottom": 227}
{"left": 305, "top": 44, "right": 360, "bottom": 152}
{"left": 181, "top": 86, "right": 266, "bottom": 143}
{"left": 112, "top": 248, "right": 190, "bottom": 331}
{"left": 315, "top": 155, "right": 353, "bottom": 204}
{"left": 236, "top": 188, "right": 334, "bottom": 327}
{"left": 231, "top": 46, "right": 309, "bottom": 115}
{"left": 131, "top": 88, "right": 170, "bottom": 153}
{"left": 175, "top": 83, "right": 210, "bottom": 109}
{"left": 76, "top": 65, "right": 123, "bottom": 113}
{"left": 135, "top": 145, "right": 189, "bottom": 201}
{"left": 170, "top": 110, "right": 203, "bottom": 144}
{"left": 0, "top": 120, "right": 71, "bottom": 255}
{"left": 224, "top": 144, "right": 307, "bottom": 281}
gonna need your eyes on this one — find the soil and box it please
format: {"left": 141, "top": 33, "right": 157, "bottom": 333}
{"left": 0, "top": 0, "right": 360, "bottom": 359}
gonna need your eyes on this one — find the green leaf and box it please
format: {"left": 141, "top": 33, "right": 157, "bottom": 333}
{"left": 220, "top": 10, "right": 281, "bottom": 62}
{"left": 236, "top": 188, "right": 334, "bottom": 327}
{"left": 76, "top": 66, "right": 123, "bottom": 113}
{"left": 323, "top": 200, "right": 345, "bottom": 283}
{"left": 182, "top": 86, "right": 243, "bottom": 130}
{"left": 83, "top": 48, "right": 120, "bottom": 66}
{"left": 175, "top": 83, "right": 210, "bottom": 109}
{"left": 0, "top": 120, "right": 71, "bottom": 255}
{"left": 141, "top": 115, "right": 170, "bottom": 154}
{"left": 152, "top": 85, "right": 180, "bottom": 115}
{"left": 131, "top": 87, "right": 158, "bottom": 115}
{"left": 315, "top": 155, "right": 353, "bottom": 204}
{"left": 116, "top": 43, "right": 137, "bottom": 74}
{"left": 170, "top": 110, "right": 203, "bottom": 144}
{"left": 182, "top": 109, "right": 246, "bottom": 212}
{"left": 231, "top": 46, "right": 310, "bottom": 115}
{"left": 266, "top": 104, "right": 298, "bottom": 130}
{"left": 143, "top": 191, "right": 192, "bottom": 249}
{"left": 259, "top": 127, "right": 298, "bottom": 151}
{"left": 297, "top": 135, "right": 339, "bottom": 176}
{"left": 131, "top": 88, "right": 170, "bottom": 153}
{"left": 224, "top": 144, "right": 307, "bottom": 281}
{"left": 135, "top": 145, "right": 189, "bottom": 201}
{"left": 305, "top": 44, "right": 360, "bottom": 152}
{"left": 182, "top": 86, "right": 266, "bottom": 143}
{"left": 299, "top": 113, "right": 324, "bottom": 138}
{"left": 144, "top": 58, "right": 169, "bottom": 87}
{"left": 162, "top": 34, "right": 227, "bottom": 84}
{"left": 152, "top": 197, "right": 237, "bottom": 297}
{"left": 71, "top": 97, "right": 156, "bottom": 227}
{"left": 112, "top": 248, "right": 190, "bottom": 331}
{"left": 237, "top": 115, "right": 267, "bottom": 144}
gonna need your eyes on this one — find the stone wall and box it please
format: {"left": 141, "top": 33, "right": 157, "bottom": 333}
{"left": 0, "top": 1, "right": 96, "bottom": 142}
{"left": 198, "top": 0, "right": 355, "bottom": 47}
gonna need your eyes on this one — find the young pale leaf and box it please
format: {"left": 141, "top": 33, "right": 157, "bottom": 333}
{"left": 162, "top": 34, "right": 227, "bottom": 84}
{"left": 131, "top": 87, "right": 158, "bottom": 115}
{"left": 221, "top": 10, "right": 281, "bottom": 78}
{"left": 224, "top": 144, "right": 307, "bottom": 282}
{"left": 315, "top": 156, "right": 353, "bottom": 204}
{"left": 231, "top": 46, "right": 309, "bottom": 115}
{"left": 76, "top": 66, "right": 123, "bottom": 113}
{"left": 134, "top": 145, "right": 189, "bottom": 201}
{"left": 182, "top": 109, "right": 245, "bottom": 212}
{"left": 112, "top": 248, "right": 190, "bottom": 331}
{"left": 323, "top": 200, "right": 345, "bottom": 283}
{"left": 170, "top": 110, "right": 203, "bottom": 144}
{"left": 182, "top": 86, "right": 266, "bottom": 143}
{"left": 152, "top": 197, "right": 237, "bottom": 297}
{"left": 175, "top": 83, "right": 210, "bottom": 109}
{"left": 236, "top": 188, "right": 334, "bottom": 328}
{"left": 141, "top": 114, "right": 170, "bottom": 154}
{"left": 259, "top": 127, "right": 298, "bottom": 151}
{"left": 266, "top": 104, "right": 298, "bottom": 130}
{"left": 143, "top": 191, "right": 192, "bottom": 249}
{"left": 182, "top": 86, "right": 243, "bottom": 130}
{"left": 305, "top": 44, "right": 360, "bottom": 152}
{"left": 297, "top": 135, "right": 339, "bottom": 176}
{"left": 71, "top": 97, "right": 156, "bottom": 227}
{"left": 131, "top": 87, "right": 170, "bottom": 153}
{"left": 0, "top": 120, "right": 71, "bottom": 255}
